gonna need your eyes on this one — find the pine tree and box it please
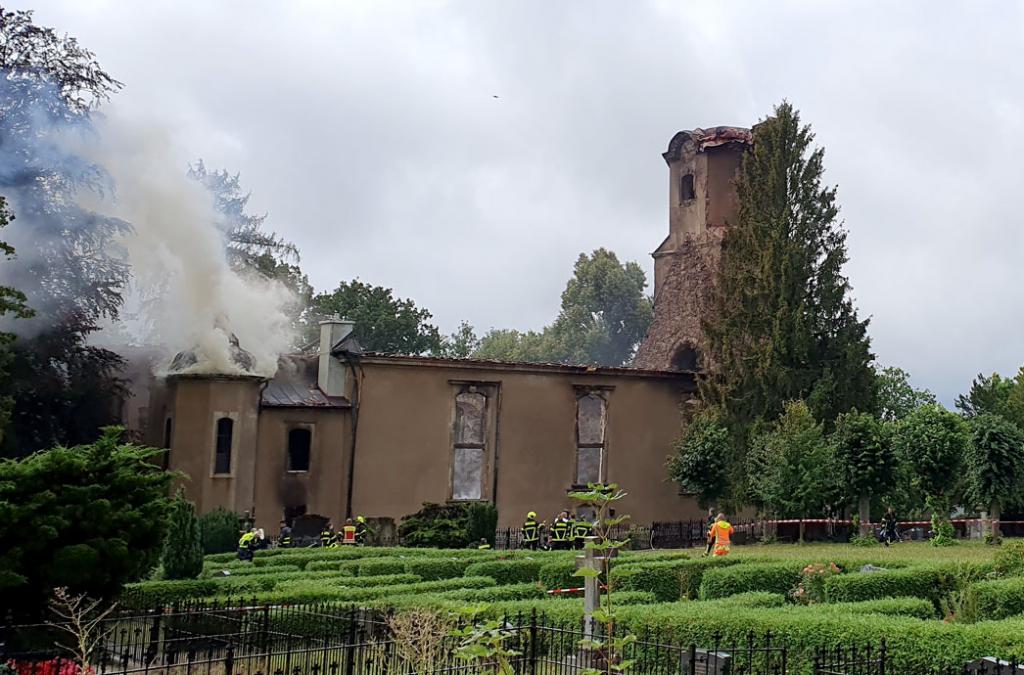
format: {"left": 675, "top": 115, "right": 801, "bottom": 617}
{"left": 161, "top": 491, "right": 204, "bottom": 580}
{"left": 700, "top": 102, "right": 875, "bottom": 464}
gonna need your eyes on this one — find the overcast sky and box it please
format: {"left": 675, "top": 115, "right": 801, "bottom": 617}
{"left": 17, "top": 0, "right": 1024, "bottom": 404}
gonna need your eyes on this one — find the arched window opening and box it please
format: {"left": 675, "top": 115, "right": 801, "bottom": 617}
{"left": 671, "top": 345, "right": 701, "bottom": 372}
{"left": 680, "top": 173, "right": 696, "bottom": 203}
{"left": 214, "top": 417, "right": 233, "bottom": 474}
{"left": 287, "top": 428, "right": 312, "bottom": 472}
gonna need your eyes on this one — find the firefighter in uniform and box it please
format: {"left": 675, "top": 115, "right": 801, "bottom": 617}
{"left": 522, "top": 511, "right": 541, "bottom": 550}
{"left": 320, "top": 522, "right": 337, "bottom": 548}
{"left": 341, "top": 518, "right": 358, "bottom": 545}
{"left": 355, "top": 516, "right": 370, "bottom": 546}
{"left": 237, "top": 528, "right": 257, "bottom": 561}
{"left": 278, "top": 520, "right": 293, "bottom": 548}
{"left": 572, "top": 512, "right": 594, "bottom": 549}
{"left": 708, "top": 513, "right": 734, "bottom": 557}
{"left": 550, "top": 511, "right": 571, "bottom": 550}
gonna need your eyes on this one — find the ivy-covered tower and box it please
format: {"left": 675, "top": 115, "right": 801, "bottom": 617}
{"left": 634, "top": 126, "right": 752, "bottom": 372}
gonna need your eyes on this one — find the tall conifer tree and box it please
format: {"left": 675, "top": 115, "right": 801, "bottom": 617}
{"left": 700, "top": 102, "right": 875, "bottom": 478}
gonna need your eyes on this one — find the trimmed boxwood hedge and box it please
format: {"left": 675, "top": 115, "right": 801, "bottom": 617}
{"left": 539, "top": 561, "right": 579, "bottom": 591}
{"left": 405, "top": 558, "right": 474, "bottom": 581}
{"left": 611, "top": 558, "right": 740, "bottom": 601}
{"left": 820, "top": 597, "right": 937, "bottom": 620}
{"left": 463, "top": 560, "right": 543, "bottom": 585}
{"left": 201, "top": 563, "right": 302, "bottom": 577}
{"left": 824, "top": 567, "right": 951, "bottom": 604}
{"left": 961, "top": 576, "right": 1024, "bottom": 622}
{"left": 358, "top": 558, "right": 409, "bottom": 576}
{"left": 698, "top": 562, "right": 803, "bottom": 600}
{"left": 246, "top": 575, "right": 497, "bottom": 605}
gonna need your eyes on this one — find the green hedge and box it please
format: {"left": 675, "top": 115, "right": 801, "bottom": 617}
{"left": 200, "top": 564, "right": 302, "bottom": 577}
{"left": 122, "top": 576, "right": 276, "bottom": 608}
{"left": 820, "top": 597, "right": 937, "bottom": 620}
{"left": 358, "top": 558, "right": 409, "bottom": 576}
{"left": 464, "top": 560, "right": 543, "bottom": 585}
{"left": 405, "top": 558, "right": 473, "bottom": 581}
{"left": 249, "top": 576, "right": 497, "bottom": 605}
{"left": 707, "top": 592, "right": 787, "bottom": 609}
{"left": 435, "top": 583, "right": 546, "bottom": 602}
{"left": 611, "top": 558, "right": 740, "bottom": 602}
{"left": 962, "top": 576, "right": 1024, "bottom": 622}
{"left": 698, "top": 563, "right": 803, "bottom": 600}
{"left": 305, "top": 560, "right": 358, "bottom": 573}
{"left": 539, "top": 561, "right": 579, "bottom": 591}
{"left": 824, "top": 567, "right": 950, "bottom": 604}
{"left": 314, "top": 573, "right": 421, "bottom": 588}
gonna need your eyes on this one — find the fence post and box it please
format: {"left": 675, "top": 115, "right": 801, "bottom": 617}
{"left": 879, "top": 638, "right": 886, "bottom": 675}
{"left": 225, "top": 647, "right": 234, "bottom": 675}
{"left": 687, "top": 644, "right": 697, "bottom": 675}
{"left": 528, "top": 608, "right": 537, "bottom": 675}
{"left": 259, "top": 604, "right": 270, "bottom": 654}
{"left": 343, "top": 607, "right": 357, "bottom": 675}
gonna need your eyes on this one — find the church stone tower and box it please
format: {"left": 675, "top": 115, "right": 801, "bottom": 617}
{"left": 634, "top": 126, "right": 752, "bottom": 372}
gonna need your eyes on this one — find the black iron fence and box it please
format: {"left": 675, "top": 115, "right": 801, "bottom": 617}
{"left": 1, "top": 601, "right": 791, "bottom": 675}
{"left": 5, "top": 602, "right": 1024, "bottom": 675}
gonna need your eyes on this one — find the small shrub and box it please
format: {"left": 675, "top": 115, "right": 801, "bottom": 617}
{"left": 463, "top": 560, "right": 542, "bottom": 585}
{"left": 199, "top": 509, "right": 242, "bottom": 555}
{"left": 994, "top": 539, "right": 1024, "bottom": 577}
{"left": 466, "top": 502, "right": 498, "bottom": 547}
{"left": 791, "top": 562, "right": 842, "bottom": 605}
{"left": 399, "top": 503, "right": 473, "bottom": 548}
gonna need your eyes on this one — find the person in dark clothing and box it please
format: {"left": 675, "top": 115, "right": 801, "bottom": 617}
{"left": 880, "top": 507, "right": 899, "bottom": 546}
{"left": 278, "top": 520, "right": 293, "bottom": 548}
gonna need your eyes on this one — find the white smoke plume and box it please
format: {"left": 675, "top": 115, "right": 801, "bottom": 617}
{"left": 73, "top": 108, "right": 296, "bottom": 378}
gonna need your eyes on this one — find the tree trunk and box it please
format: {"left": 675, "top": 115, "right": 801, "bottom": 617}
{"left": 858, "top": 495, "right": 871, "bottom": 538}
{"left": 991, "top": 502, "right": 1001, "bottom": 541}
{"left": 798, "top": 518, "right": 806, "bottom": 543}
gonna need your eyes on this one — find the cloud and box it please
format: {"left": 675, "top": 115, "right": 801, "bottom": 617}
{"left": 18, "top": 0, "right": 1024, "bottom": 403}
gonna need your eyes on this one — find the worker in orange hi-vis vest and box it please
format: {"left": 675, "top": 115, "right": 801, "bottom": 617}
{"left": 708, "top": 513, "right": 734, "bottom": 556}
{"left": 341, "top": 518, "right": 358, "bottom": 545}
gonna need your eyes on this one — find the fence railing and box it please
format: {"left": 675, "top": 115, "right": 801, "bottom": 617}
{"left": 2, "top": 602, "right": 791, "bottom": 675}
{"left": 5, "top": 601, "right": 1024, "bottom": 674}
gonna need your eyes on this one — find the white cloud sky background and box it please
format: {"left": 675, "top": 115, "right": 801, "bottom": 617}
{"left": 17, "top": 0, "right": 1024, "bottom": 404}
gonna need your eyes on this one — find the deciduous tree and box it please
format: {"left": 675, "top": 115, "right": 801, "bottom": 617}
{"left": 746, "top": 401, "right": 834, "bottom": 541}
{"left": 893, "top": 404, "right": 969, "bottom": 544}
{"left": 307, "top": 280, "right": 443, "bottom": 354}
{"left": 964, "top": 413, "right": 1024, "bottom": 540}
{"left": 875, "top": 365, "right": 937, "bottom": 422}
{"left": 668, "top": 410, "right": 732, "bottom": 509}
{"left": 832, "top": 410, "right": 894, "bottom": 536}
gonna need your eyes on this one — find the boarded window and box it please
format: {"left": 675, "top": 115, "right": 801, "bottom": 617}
{"left": 680, "top": 173, "right": 696, "bottom": 202}
{"left": 287, "top": 428, "right": 312, "bottom": 472}
{"left": 575, "top": 393, "right": 606, "bottom": 486}
{"left": 452, "top": 391, "right": 487, "bottom": 500}
{"left": 214, "top": 417, "right": 233, "bottom": 474}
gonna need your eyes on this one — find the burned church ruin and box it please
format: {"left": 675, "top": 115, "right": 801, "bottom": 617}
{"left": 132, "top": 125, "right": 751, "bottom": 530}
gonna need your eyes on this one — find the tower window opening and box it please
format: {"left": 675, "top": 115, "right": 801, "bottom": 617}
{"left": 680, "top": 173, "right": 696, "bottom": 203}
{"left": 672, "top": 345, "right": 701, "bottom": 372}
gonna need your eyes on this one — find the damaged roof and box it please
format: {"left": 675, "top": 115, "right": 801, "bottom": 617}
{"left": 663, "top": 126, "right": 752, "bottom": 163}
{"left": 262, "top": 354, "right": 350, "bottom": 408}
{"left": 352, "top": 351, "right": 697, "bottom": 381}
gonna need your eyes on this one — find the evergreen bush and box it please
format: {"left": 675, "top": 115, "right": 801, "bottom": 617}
{"left": 161, "top": 492, "right": 204, "bottom": 580}
{"left": 199, "top": 508, "right": 242, "bottom": 554}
